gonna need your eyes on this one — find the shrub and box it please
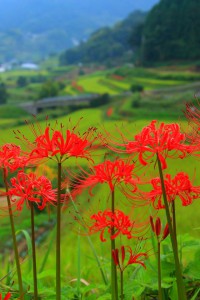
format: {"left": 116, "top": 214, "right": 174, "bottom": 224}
{"left": 130, "top": 84, "right": 144, "bottom": 93}
{"left": 90, "top": 93, "right": 110, "bottom": 108}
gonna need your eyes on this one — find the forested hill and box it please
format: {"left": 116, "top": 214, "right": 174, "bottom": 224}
{"left": 134, "top": 0, "right": 200, "bottom": 64}
{"left": 59, "top": 11, "right": 146, "bottom": 66}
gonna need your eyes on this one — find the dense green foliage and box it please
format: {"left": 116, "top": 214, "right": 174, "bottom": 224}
{"left": 17, "top": 76, "right": 28, "bottom": 87}
{"left": 59, "top": 11, "right": 146, "bottom": 66}
{"left": 136, "top": 0, "right": 200, "bottom": 64}
{"left": 38, "top": 80, "right": 60, "bottom": 99}
{"left": 89, "top": 93, "right": 110, "bottom": 108}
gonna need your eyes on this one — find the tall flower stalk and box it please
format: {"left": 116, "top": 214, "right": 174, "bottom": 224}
{"left": 3, "top": 168, "right": 24, "bottom": 300}
{"left": 157, "top": 155, "right": 187, "bottom": 300}
{"left": 150, "top": 216, "right": 169, "bottom": 300}
{"left": 30, "top": 203, "right": 38, "bottom": 300}
{"left": 56, "top": 162, "right": 62, "bottom": 300}
{"left": 111, "top": 191, "right": 118, "bottom": 300}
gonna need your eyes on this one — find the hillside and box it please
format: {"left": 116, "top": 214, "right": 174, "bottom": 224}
{"left": 135, "top": 0, "right": 200, "bottom": 64}
{"left": 59, "top": 0, "right": 200, "bottom": 67}
{"left": 0, "top": 0, "right": 158, "bottom": 62}
{"left": 59, "top": 11, "right": 146, "bottom": 66}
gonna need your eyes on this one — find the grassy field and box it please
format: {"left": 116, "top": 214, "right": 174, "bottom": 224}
{"left": 1, "top": 64, "right": 200, "bottom": 106}
{"left": 64, "top": 68, "right": 193, "bottom": 96}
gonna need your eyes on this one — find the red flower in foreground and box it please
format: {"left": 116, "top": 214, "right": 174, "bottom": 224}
{"left": 149, "top": 216, "right": 169, "bottom": 242}
{"left": 30, "top": 125, "right": 96, "bottom": 162}
{"left": 70, "top": 159, "right": 138, "bottom": 195}
{"left": 0, "top": 144, "right": 28, "bottom": 174}
{"left": 8, "top": 171, "right": 57, "bottom": 211}
{"left": 14, "top": 120, "right": 97, "bottom": 163}
{"left": 123, "top": 120, "right": 190, "bottom": 169}
{"left": 112, "top": 245, "right": 147, "bottom": 271}
{"left": 148, "top": 172, "right": 200, "bottom": 209}
{"left": 89, "top": 209, "right": 133, "bottom": 242}
{"left": 0, "top": 292, "right": 11, "bottom": 300}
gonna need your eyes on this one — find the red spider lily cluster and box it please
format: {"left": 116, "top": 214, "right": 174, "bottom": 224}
{"left": 103, "top": 120, "right": 192, "bottom": 169}
{"left": 148, "top": 172, "right": 200, "bottom": 209}
{"left": 1, "top": 107, "right": 200, "bottom": 299}
{"left": 111, "top": 74, "right": 125, "bottom": 81}
{"left": 8, "top": 171, "right": 57, "bottom": 211}
{"left": 71, "top": 81, "right": 84, "bottom": 92}
{"left": 89, "top": 209, "right": 133, "bottom": 242}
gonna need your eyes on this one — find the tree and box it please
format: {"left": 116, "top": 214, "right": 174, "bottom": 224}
{"left": 138, "top": 0, "right": 200, "bottom": 64}
{"left": 0, "top": 82, "right": 8, "bottom": 104}
{"left": 17, "top": 76, "right": 28, "bottom": 87}
{"left": 90, "top": 93, "right": 110, "bottom": 108}
{"left": 39, "top": 80, "right": 59, "bottom": 98}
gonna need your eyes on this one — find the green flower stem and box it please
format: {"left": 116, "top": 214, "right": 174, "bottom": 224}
{"left": 156, "top": 154, "right": 187, "bottom": 300}
{"left": 30, "top": 203, "right": 38, "bottom": 300}
{"left": 69, "top": 194, "right": 108, "bottom": 286}
{"left": 157, "top": 241, "right": 162, "bottom": 300}
{"left": 56, "top": 162, "right": 62, "bottom": 300}
{"left": 3, "top": 169, "right": 24, "bottom": 300}
{"left": 172, "top": 201, "right": 178, "bottom": 249}
{"left": 120, "top": 271, "right": 124, "bottom": 300}
{"left": 111, "top": 190, "right": 118, "bottom": 300}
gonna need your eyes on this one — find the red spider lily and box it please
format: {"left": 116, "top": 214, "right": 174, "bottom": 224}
{"left": 14, "top": 119, "right": 97, "bottom": 164}
{"left": 68, "top": 159, "right": 138, "bottom": 196}
{"left": 0, "top": 292, "right": 11, "bottom": 300}
{"left": 112, "top": 245, "right": 147, "bottom": 271}
{"left": 89, "top": 209, "right": 134, "bottom": 242}
{"left": 29, "top": 125, "right": 96, "bottom": 162}
{"left": 125, "top": 120, "right": 192, "bottom": 169}
{"left": 7, "top": 171, "right": 57, "bottom": 211}
{"left": 150, "top": 216, "right": 169, "bottom": 242}
{"left": 102, "top": 120, "right": 191, "bottom": 170}
{"left": 148, "top": 172, "right": 200, "bottom": 209}
{"left": 0, "top": 144, "right": 28, "bottom": 174}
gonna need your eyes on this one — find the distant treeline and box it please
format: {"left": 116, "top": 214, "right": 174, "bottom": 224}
{"left": 60, "top": 0, "right": 200, "bottom": 66}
